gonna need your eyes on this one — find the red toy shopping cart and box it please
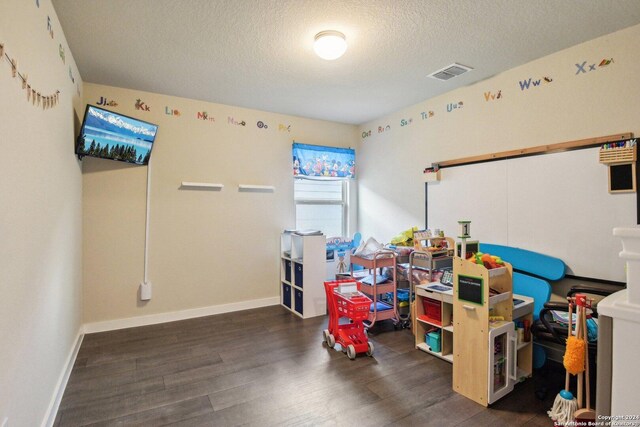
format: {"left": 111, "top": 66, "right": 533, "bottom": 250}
{"left": 323, "top": 279, "right": 374, "bottom": 360}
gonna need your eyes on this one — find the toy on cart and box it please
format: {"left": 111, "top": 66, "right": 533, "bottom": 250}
{"left": 323, "top": 280, "right": 375, "bottom": 360}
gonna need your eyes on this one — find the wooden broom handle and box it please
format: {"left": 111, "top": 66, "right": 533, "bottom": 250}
{"left": 565, "top": 300, "right": 572, "bottom": 391}
{"left": 584, "top": 306, "right": 591, "bottom": 410}
{"left": 576, "top": 305, "right": 584, "bottom": 409}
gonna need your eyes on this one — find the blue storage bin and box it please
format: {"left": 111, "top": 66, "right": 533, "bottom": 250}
{"left": 294, "top": 262, "right": 303, "bottom": 288}
{"left": 370, "top": 301, "right": 393, "bottom": 312}
{"left": 397, "top": 289, "right": 410, "bottom": 302}
{"left": 426, "top": 331, "right": 441, "bottom": 353}
{"left": 294, "top": 289, "right": 303, "bottom": 314}
{"left": 282, "top": 283, "right": 291, "bottom": 308}
{"left": 284, "top": 260, "right": 292, "bottom": 283}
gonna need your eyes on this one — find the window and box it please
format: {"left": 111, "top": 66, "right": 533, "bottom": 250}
{"left": 294, "top": 178, "right": 347, "bottom": 237}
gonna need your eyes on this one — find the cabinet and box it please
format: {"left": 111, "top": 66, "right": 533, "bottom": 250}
{"left": 410, "top": 247, "right": 455, "bottom": 362}
{"left": 487, "top": 321, "right": 516, "bottom": 403}
{"left": 280, "top": 232, "right": 326, "bottom": 318}
{"left": 451, "top": 256, "right": 533, "bottom": 406}
{"left": 512, "top": 296, "right": 534, "bottom": 384}
{"left": 486, "top": 312, "right": 533, "bottom": 404}
{"left": 414, "top": 284, "right": 454, "bottom": 362}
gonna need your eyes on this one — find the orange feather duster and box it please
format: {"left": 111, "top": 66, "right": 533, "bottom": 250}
{"left": 564, "top": 335, "right": 586, "bottom": 375}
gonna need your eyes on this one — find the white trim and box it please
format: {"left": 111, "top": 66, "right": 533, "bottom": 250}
{"left": 82, "top": 296, "right": 280, "bottom": 334}
{"left": 42, "top": 329, "right": 84, "bottom": 427}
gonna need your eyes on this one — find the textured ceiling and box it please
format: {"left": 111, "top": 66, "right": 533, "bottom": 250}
{"left": 52, "top": 0, "right": 640, "bottom": 125}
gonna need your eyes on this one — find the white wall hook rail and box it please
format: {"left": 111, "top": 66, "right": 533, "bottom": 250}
{"left": 180, "top": 182, "right": 224, "bottom": 190}
{"left": 238, "top": 184, "right": 275, "bottom": 192}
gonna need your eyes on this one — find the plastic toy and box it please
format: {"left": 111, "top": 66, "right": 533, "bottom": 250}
{"left": 465, "top": 251, "right": 505, "bottom": 269}
{"left": 323, "top": 280, "right": 374, "bottom": 360}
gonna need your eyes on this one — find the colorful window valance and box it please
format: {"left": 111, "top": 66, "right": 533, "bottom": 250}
{"left": 292, "top": 142, "right": 355, "bottom": 179}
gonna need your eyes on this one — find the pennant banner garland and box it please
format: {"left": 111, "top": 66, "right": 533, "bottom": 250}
{"left": 1, "top": 41, "right": 61, "bottom": 110}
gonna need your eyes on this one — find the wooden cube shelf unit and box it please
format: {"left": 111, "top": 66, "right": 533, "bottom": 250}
{"left": 414, "top": 286, "right": 454, "bottom": 362}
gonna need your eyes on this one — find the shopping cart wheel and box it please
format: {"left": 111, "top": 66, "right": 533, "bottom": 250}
{"left": 346, "top": 344, "right": 356, "bottom": 360}
{"left": 322, "top": 329, "right": 330, "bottom": 343}
{"left": 327, "top": 333, "right": 336, "bottom": 348}
{"left": 367, "top": 341, "right": 374, "bottom": 357}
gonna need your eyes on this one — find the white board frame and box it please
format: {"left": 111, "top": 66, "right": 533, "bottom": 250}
{"left": 427, "top": 147, "right": 637, "bottom": 282}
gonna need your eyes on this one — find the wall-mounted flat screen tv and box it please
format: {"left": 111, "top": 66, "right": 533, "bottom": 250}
{"left": 75, "top": 105, "right": 159, "bottom": 165}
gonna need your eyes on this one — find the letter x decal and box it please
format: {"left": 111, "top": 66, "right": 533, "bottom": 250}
{"left": 576, "top": 61, "right": 597, "bottom": 74}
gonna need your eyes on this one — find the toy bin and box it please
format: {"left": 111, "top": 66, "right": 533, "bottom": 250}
{"left": 396, "top": 288, "right": 410, "bottom": 302}
{"left": 284, "top": 260, "right": 292, "bottom": 283}
{"left": 422, "top": 297, "right": 442, "bottom": 323}
{"left": 294, "top": 263, "right": 303, "bottom": 288}
{"left": 282, "top": 283, "right": 291, "bottom": 308}
{"left": 396, "top": 289, "right": 410, "bottom": 317}
{"left": 294, "top": 289, "right": 303, "bottom": 315}
{"left": 426, "top": 330, "right": 441, "bottom": 353}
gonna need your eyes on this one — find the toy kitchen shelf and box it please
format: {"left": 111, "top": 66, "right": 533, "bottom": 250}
{"left": 450, "top": 256, "right": 534, "bottom": 406}
{"left": 408, "top": 243, "right": 455, "bottom": 362}
{"left": 280, "top": 231, "right": 326, "bottom": 318}
{"left": 414, "top": 282, "right": 455, "bottom": 362}
{"left": 412, "top": 232, "right": 455, "bottom": 263}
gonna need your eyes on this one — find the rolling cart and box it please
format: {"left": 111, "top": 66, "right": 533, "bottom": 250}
{"left": 350, "top": 250, "right": 399, "bottom": 329}
{"left": 323, "top": 280, "right": 375, "bottom": 360}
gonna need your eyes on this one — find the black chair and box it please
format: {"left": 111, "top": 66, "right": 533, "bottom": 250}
{"left": 534, "top": 282, "right": 624, "bottom": 344}
{"left": 531, "top": 283, "right": 625, "bottom": 401}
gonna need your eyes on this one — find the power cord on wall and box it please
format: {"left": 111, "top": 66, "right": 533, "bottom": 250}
{"left": 140, "top": 159, "right": 152, "bottom": 301}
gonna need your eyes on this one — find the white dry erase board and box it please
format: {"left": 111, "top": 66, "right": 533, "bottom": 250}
{"left": 428, "top": 147, "right": 636, "bottom": 282}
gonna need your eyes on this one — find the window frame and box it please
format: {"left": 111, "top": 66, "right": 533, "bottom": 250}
{"left": 294, "top": 177, "right": 349, "bottom": 237}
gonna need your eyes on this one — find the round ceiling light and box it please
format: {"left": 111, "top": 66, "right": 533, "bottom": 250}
{"left": 314, "top": 30, "right": 347, "bottom": 60}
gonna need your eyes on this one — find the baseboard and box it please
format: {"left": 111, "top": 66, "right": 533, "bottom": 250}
{"left": 41, "top": 329, "right": 84, "bottom": 427}
{"left": 39, "top": 297, "right": 279, "bottom": 425}
{"left": 82, "top": 296, "right": 280, "bottom": 334}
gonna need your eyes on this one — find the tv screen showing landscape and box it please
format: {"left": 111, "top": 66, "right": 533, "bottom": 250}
{"left": 76, "top": 105, "right": 159, "bottom": 165}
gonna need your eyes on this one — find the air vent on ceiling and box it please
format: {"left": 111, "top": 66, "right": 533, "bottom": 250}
{"left": 428, "top": 63, "right": 473, "bottom": 81}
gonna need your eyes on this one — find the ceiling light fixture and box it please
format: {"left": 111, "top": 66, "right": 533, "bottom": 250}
{"left": 314, "top": 31, "right": 347, "bottom": 60}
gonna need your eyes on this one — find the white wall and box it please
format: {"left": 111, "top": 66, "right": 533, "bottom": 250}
{"left": 81, "top": 83, "right": 358, "bottom": 326}
{"left": 0, "top": 0, "right": 84, "bottom": 425}
{"left": 357, "top": 24, "right": 640, "bottom": 246}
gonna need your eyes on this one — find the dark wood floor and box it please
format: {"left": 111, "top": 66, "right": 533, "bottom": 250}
{"left": 55, "top": 305, "right": 557, "bottom": 426}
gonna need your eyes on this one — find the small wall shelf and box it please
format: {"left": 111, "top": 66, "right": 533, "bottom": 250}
{"left": 180, "top": 182, "right": 224, "bottom": 190}
{"left": 599, "top": 146, "right": 636, "bottom": 164}
{"left": 238, "top": 184, "right": 275, "bottom": 192}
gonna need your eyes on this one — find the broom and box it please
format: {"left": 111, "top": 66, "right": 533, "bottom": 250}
{"left": 575, "top": 297, "right": 596, "bottom": 422}
{"left": 548, "top": 299, "right": 581, "bottom": 425}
